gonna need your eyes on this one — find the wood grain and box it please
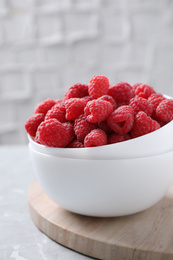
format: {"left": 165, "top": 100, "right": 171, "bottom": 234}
{"left": 28, "top": 179, "right": 173, "bottom": 260}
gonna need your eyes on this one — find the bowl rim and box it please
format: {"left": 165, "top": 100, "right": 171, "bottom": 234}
{"left": 27, "top": 94, "right": 173, "bottom": 158}
{"left": 29, "top": 141, "right": 173, "bottom": 160}
{"left": 28, "top": 118, "right": 173, "bottom": 151}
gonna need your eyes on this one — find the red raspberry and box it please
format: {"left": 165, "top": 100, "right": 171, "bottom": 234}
{"left": 88, "top": 75, "right": 109, "bottom": 99}
{"left": 65, "top": 98, "right": 86, "bottom": 121}
{"left": 84, "top": 99, "right": 113, "bottom": 123}
{"left": 129, "top": 96, "right": 153, "bottom": 116}
{"left": 98, "top": 95, "right": 117, "bottom": 109}
{"left": 132, "top": 83, "right": 142, "bottom": 91}
{"left": 108, "top": 82, "right": 134, "bottom": 105}
{"left": 45, "top": 103, "right": 66, "bottom": 123}
{"left": 63, "top": 122, "right": 76, "bottom": 141}
{"left": 156, "top": 120, "right": 166, "bottom": 127}
{"left": 156, "top": 99, "right": 173, "bottom": 123}
{"left": 98, "top": 120, "right": 113, "bottom": 136}
{"left": 131, "top": 111, "right": 160, "bottom": 138}
{"left": 135, "top": 84, "right": 156, "bottom": 99}
{"left": 55, "top": 99, "right": 63, "bottom": 105}
{"left": 148, "top": 93, "right": 165, "bottom": 110}
{"left": 35, "top": 135, "right": 41, "bottom": 144}
{"left": 74, "top": 114, "right": 97, "bottom": 141}
{"left": 35, "top": 119, "right": 71, "bottom": 147}
{"left": 34, "top": 98, "right": 56, "bottom": 115}
{"left": 67, "top": 140, "right": 84, "bottom": 148}
{"left": 107, "top": 105, "right": 134, "bottom": 135}
{"left": 25, "top": 113, "right": 44, "bottom": 137}
{"left": 84, "top": 129, "right": 107, "bottom": 147}
{"left": 108, "top": 133, "right": 130, "bottom": 144}
{"left": 64, "top": 83, "right": 88, "bottom": 100}
{"left": 81, "top": 95, "right": 93, "bottom": 104}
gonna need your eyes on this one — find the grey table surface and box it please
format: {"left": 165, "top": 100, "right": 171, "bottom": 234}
{"left": 0, "top": 145, "right": 94, "bottom": 260}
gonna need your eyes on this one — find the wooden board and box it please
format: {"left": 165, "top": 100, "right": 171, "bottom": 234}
{"left": 28, "top": 179, "right": 173, "bottom": 260}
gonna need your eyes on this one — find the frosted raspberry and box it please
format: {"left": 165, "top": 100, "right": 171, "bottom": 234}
{"left": 131, "top": 111, "right": 160, "bottom": 138}
{"left": 67, "top": 140, "right": 84, "bottom": 148}
{"left": 108, "top": 82, "right": 134, "bottom": 105}
{"left": 135, "top": 84, "right": 156, "bottom": 99}
{"left": 45, "top": 103, "right": 66, "bottom": 123}
{"left": 25, "top": 113, "right": 44, "bottom": 137}
{"left": 107, "top": 105, "right": 134, "bottom": 134}
{"left": 156, "top": 99, "right": 173, "bottom": 123}
{"left": 108, "top": 133, "right": 130, "bottom": 144}
{"left": 98, "top": 121, "right": 113, "bottom": 136}
{"left": 36, "top": 119, "right": 71, "bottom": 147}
{"left": 84, "top": 129, "right": 107, "bottom": 147}
{"left": 34, "top": 98, "right": 56, "bottom": 115}
{"left": 98, "top": 95, "right": 117, "bottom": 109}
{"left": 129, "top": 96, "right": 153, "bottom": 116}
{"left": 65, "top": 98, "right": 86, "bottom": 121}
{"left": 88, "top": 75, "right": 109, "bottom": 99}
{"left": 74, "top": 114, "right": 97, "bottom": 141}
{"left": 84, "top": 99, "right": 113, "bottom": 123}
{"left": 64, "top": 83, "right": 88, "bottom": 100}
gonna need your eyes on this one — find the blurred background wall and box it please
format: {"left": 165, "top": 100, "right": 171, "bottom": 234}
{"left": 0, "top": 0, "right": 173, "bottom": 144}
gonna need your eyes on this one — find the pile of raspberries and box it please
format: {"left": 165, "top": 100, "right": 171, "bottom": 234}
{"left": 25, "top": 75, "right": 173, "bottom": 148}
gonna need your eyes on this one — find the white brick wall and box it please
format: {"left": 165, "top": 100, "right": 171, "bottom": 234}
{"left": 0, "top": 0, "right": 173, "bottom": 144}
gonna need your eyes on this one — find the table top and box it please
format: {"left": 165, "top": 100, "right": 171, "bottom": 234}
{"left": 0, "top": 145, "right": 93, "bottom": 260}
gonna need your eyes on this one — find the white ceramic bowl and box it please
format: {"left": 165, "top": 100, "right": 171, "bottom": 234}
{"left": 28, "top": 118, "right": 173, "bottom": 159}
{"left": 29, "top": 143, "right": 173, "bottom": 217}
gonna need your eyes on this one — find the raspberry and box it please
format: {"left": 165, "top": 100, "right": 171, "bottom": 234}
{"left": 88, "top": 75, "right": 109, "bottom": 99}
{"left": 135, "top": 84, "right": 156, "bottom": 99}
{"left": 156, "top": 99, "right": 173, "bottom": 123}
{"left": 35, "top": 119, "right": 71, "bottom": 147}
{"left": 55, "top": 99, "right": 63, "bottom": 105}
{"left": 64, "top": 83, "right": 88, "bottom": 100}
{"left": 25, "top": 76, "right": 169, "bottom": 148}
{"left": 63, "top": 122, "right": 76, "bottom": 141}
{"left": 108, "top": 133, "right": 130, "bottom": 144}
{"left": 67, "top": 139, "right": 84, "bottom": 148}
{"left": 107, "top": 105, "right": 134, "bottom": 135}
{"left": 65, "top": 98, "right": 86, "bottom": 121}
{"left": 131, "top": 111, "right": 160, "bottom": 138}
{"left": 84, "top": 129, "right": 107, "bottom": 147}
{"left": 35, "top": 135, "right": 41, "bottom": 144}
{"left": 148, "top": 93, "right": 166, "bottom": 119}
{"left": 74, "top": 114, "right": 97, "bottom": 141}
{"left": 45, "top": 103, "right": 66, "bottom": 123}
{"left": 133, "top": 83, "right": 142, "bottom": 90}
{"left": 34, "top": 98, "right": 56, "bottom": 115}
{"left": 81, "top": 95, "right": 93, "bottom": 104}
{"left": 108, "top": 82, "right": 134, "bottom": 105}
{"left": 98, "top": 120, "right": 113, "bottom": 136}
{"left": 156, "top": 120, "right": 166, "bottom": 127}
{"left": 98, "top": 95, "right": 117, "bottom": 109}
{"left": 84, "top": 99, "right": 113, "bottom": 123}
{"left": 25, "top": 113, "right": 44, "bottom": 137}
{"left": 129, "top": 96, "right": 153, "bottom": 116}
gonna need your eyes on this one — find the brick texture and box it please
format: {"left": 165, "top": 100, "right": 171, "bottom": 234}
{"left": 0, "top": 0, "right": 173, "bottom": 144}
